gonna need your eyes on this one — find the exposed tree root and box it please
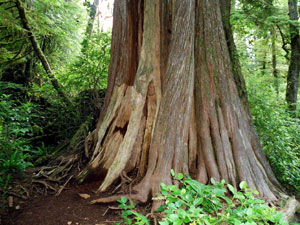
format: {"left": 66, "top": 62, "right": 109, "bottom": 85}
{"left": 7, "top": 191, "right": 28, "bottom": 201}
{"left": 22, "top": 126, "right": 93, "bottom": 198}
{"left": 281, "top": 197, "right": 300, "bottom": 222}
{"left": 102, "top": 206, "right": 121, "bottom": 216}
{"left": 90, "top": 192, "right": 148, "bottom": 205}
{"left": 32, "top": 179, "right": 57, "bottom": 192}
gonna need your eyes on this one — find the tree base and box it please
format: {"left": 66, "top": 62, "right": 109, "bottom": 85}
{"left": 281, "top": 197, "right": 300, "bottom": 222}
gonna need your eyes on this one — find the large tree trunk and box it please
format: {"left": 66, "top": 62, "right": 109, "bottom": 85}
{"left": 286, "top": 0, "right": 300, "bottom": 111}
{"left": 79, "top": 0, "right": 286, "bottom": 207}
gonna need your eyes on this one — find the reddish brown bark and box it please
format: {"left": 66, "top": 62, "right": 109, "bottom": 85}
{"left": 80, "top": 0, "right": 286, "bottom": 207}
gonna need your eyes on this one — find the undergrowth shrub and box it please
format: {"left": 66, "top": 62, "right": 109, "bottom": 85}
{"left": 247, "top": 75, "right": 300, "bottom": 192}
{"left": 117, "top": 171, "right": 288, "bottom": 225}
{"left": 0, "top": 84, "right": 104, "bottom": 198}
{"left": 0, "top": 30, "right": 111, "bottom": 195}
{"left": 0, "top": 90, "right": 34, "bottom": 194}
{"left": 0, "top": 82, "right": 55, "bottom": 196}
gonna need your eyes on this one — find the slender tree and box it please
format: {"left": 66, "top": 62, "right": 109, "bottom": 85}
{"left": 86, "top": 0, "right": 100, "bottom": 36}
{"left": 79, "top": 0, "right": 286, "bottom": 208}
{"left": 272, "top": 27, "right": 279, "bottom": 95}
{"left": 286, "top": 0, "right": 300, "bottom": 111}
{"left": 15, "top": 0, "right": 71, "bottom": 106}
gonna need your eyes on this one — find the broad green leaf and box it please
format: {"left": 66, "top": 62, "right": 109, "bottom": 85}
{"left": 175, "top": 173, "right": 184, "bottom": 180}
{"left": 170, "top": 169, "right": 175, "bottom": 177}
{"left": 227, "top": 184, "right": 237, "bottom": 194}
{"left": 239, "top": 181, "right": 247, "bottom": 190}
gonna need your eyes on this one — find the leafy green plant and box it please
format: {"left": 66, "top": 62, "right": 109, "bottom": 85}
{"left": 0, "top": 92, "right": 35, "bottom": 192}
{"left": 155, "top": 172, "right": 287, "bottom": 225}
{"left": 117, "top": 171, "right": 288, "bottom": 225}
{"left": 116, "top": 196, "right": 150, "bottom": 225}
{"left": 231, "top": 2, "right": 300, "bottom": 192}
{"left": 246, "top": 74, "right": 300, "bottom": 192}
{"left": 59, "top": 31, "right": 111, "bottom": 94}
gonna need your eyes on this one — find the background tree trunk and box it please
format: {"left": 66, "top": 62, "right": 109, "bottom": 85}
{"left": 80, "top": 0, "right": 286, "bottom": 207}
{"left": 272, "top": 27, "right": 279, "bottom": 96}
{"left": 286, "top": 0, "right": 300, "bottom": 111}
{"left": 86, "top": 0, "right": 100, "bottom": 36}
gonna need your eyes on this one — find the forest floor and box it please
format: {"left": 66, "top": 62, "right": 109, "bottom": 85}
{"left": 1, "top": 181, "right": 300, "bottom": 225}
{"left": 1, "top": 181, "right": 150, "bottom": 225}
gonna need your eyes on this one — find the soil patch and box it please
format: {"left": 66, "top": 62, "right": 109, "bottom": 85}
{"left": 1, "top": 182, "right": 148, "bottom": 225}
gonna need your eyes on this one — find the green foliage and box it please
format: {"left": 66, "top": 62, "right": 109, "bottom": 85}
{"left": 157, "top": 176, "right": 286, "bottom": 224}
{"left": 0, "top": 82, "right": 56, "bottom": 194}
{"left": 0, "top": 86, "right": 34, "bottom": 192}
{"left": 29, "top": 0, "right": 87, "bottom": 67}
{"left": 0, "top": 0, "right": 111, "bottom": 197}
{"left": 59, "top": 31, "right": 111, "bottom": 94}
{"left": 0, "top": 0, "right": 87, "bottom": 72}
{"left": 116, "top": 197, "right": 150, "bottom": 225}
{"left": 0, "top": 0, "right": 111, "bottom": 201}
{"left": 231, "top": 0, "right": 290, "bottom": 76}
{"left": 247, "top": 75, "right": 300, "bottom": 191}
{"left": 232, "top": 0, "right": 300, "bottom": 193}
{"left": 117, "top": 173, "right": 288, "bottom": 225}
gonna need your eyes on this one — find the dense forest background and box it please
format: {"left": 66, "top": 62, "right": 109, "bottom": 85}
{"left": 0, "top": 0, "right": 299, "bottom": 208}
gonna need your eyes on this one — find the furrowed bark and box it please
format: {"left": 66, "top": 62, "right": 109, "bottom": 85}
{"left": 133, "top": 0, "right": 195, "bottom": 205}
{"left": 219, "top": 0, "right": 248, "bottom": 110}
{"left": 95, "top": 0, "right": 143, "bottom": 128}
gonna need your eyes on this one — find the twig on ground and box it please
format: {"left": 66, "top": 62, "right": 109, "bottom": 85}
{"left": 102, "top": 206, "right": 120, "bottom": 216}
{"left": 55, "top": 175, "right": 74, "bottom": 196}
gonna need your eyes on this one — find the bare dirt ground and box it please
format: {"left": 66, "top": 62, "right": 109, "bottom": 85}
{"left": 1, "top": 182, "right": 150, "bottom": 225}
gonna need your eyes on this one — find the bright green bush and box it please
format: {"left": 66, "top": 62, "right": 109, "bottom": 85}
{"left": 116, "top": 197, "right": 150, "bottom": 225}
{"left": 59, "top": 32, "right": 111, "bottom": 95}
{"left": 116, "top": 172, "right": 287, "bottom": 225}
